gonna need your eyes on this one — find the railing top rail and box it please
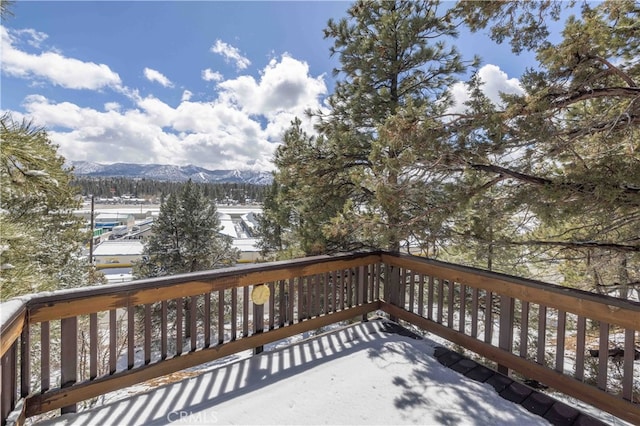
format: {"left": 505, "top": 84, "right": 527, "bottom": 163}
{"left": 383, "top": 252, "right": 640, "bottom": 330}
{"left": 383, "top": 252, "right": 640, "bottom": 310}
{"left": 1, "top": 251, "right": 382, "bottom": 328}
{"left": 32, "top": 251, "right": 380, "bottom": 303}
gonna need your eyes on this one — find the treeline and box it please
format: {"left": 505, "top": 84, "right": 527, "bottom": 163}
{"left": 73, "top": 177, "right": 271, "bottom": 204}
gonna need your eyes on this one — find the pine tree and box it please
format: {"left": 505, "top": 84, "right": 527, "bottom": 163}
{"left": 0, "top": 114, "right": 97, "bottom": 300}
{"left": 134, "top": 180, "right": 239, "bottom": 278}
{"left": 262, "top": 0, "right": 469, "bottom": 256}
{"left": 451, "top": 0, "right": 640, "bottom": 291}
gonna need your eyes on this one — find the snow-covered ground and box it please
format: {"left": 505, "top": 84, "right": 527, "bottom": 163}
{"left": 42, "top": 320, "right": 553, "bottom": 426}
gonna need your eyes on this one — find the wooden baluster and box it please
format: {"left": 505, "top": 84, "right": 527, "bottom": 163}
{"left": 190, "top": 296, "right": 198, "bottom": 352}
{"left": 20, "top": 326, "right": 30, "bottom": 398}
{"left": 41, "top": 321, "right": 50, "bottom": 392}
{"left": 417, "top": 275, "right": 425, "bottom": 317}
{"left": 308, "top": 275, "right": 315, "bottom": 316}
{"left": 231, "top": 287, "right": 237, "bottom": 340}
{"left": 315, "top": 274, "right": 321, "bottom": 316}
{"left": 437, "top": 278, "right": 444, "bottom": 324}
{"left": 161, "top": 301, "right": 168, "bottom": 359}
{"left": 218, "top": 290, "right": 224, "bottom": 344}
{"left": 575, "top": 316, "right": 586, "bottom": 381}
{"left": 253, "top": 297, "right": 264, "bottom": 354}
{"left": 519, "top": 301, "right": 530, "bottom": 358}
{"left": 298, "top": 277, "right": 304, "bottom": 321}
{"left": 408, "top": 270, "right": 415, "bottom": 313}
{"left": 622, "top": 328, "right": 635, "bottom": 401}
{"left": 498, "top": 295, "right": 514, "bottom": 375}
{"left": 367, "top": 264, "right": 374, "bottom": 303}
{"left": 204, "top": 295, "right": 211, "bottom": 348}
{"left": 471, "top": 287, "right": 479, "bottom": 338}
{"left": 340, "top": 271, "right": 346, "bottom": 311}
{"left": 360, "top": 266, "right": 368, "bottom": 321}
{"left": 176, "top": 298, "right": 183, "bottom": 356}
{"left": 1, "top": 341, "right": 17, "bottom": 422}
{"left": 331, "top": 271, "right": 338, "bottom": 313}
{"left": 427, "top": 276, "right": 435, "bottom": 320}
{"left": 537, "top": 305, "right": 547, "bottom": 366}
{"left": 269, "top": 281, "right": 275, "bottom": 330}
{"left": 127, "top": 306, "right": 135, "bottom": 368}
{"left": 90, "top": 313, "right": 98, "bottom": 379}
{"left": 109, "top": 310, "right": 117, "bottom": 374}
{"left": 555, "top": 310, "right": 566, "bottom": 373}
{"left": 399, "top": 268, "right": 406, "bottom": 310}
{"left": 144, "top": 304, "right": 151, "bottom": 365}
{"left": 484, "top": 291, "right": 493, "bottom": 344}
{"left": 324, "top": 272, "right": 330, "bottom": 315}
{"left": 278, "top": 280, "right": 285, "bottom": 326}
{"left": 597, "top": 322, "right": 609, "bottom": 391}
{"left": 459, "top": 284, "right": 466, "bottom": 333}
{"left": 354, "top": 268, "right": 361, "bottom": 308}
{"left": 60, "top": 316, "right": 77, "bottom": 414}
{"left": 243, "top": 286, "right": 249, "bottom": 337}
{"left": 347, "top": 270, "right": 353, "bottom": 309}
{"left": 374, "top": 263, "right": 381, "bottom": 301}
{"left": 288, "top": 278, "right": 295, "bottom": 325}
{"left": 447, "top": 280, "right": 455, "bottom": 328}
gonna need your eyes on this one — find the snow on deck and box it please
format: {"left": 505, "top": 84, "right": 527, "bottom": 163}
{"left": 44, "top": 320, "right": 549, "bottom": 425}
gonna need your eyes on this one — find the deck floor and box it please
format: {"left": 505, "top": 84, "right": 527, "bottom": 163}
{"left": 42, "top": 319, "right": 552, "bottom": 425}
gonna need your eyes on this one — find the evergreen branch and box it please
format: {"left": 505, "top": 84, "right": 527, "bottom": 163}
{"left": 468, "top": 163, "right": 640, "bottom": 198}
{"left": 587, "top": 55, "right": 637, "bottom": 88}
{"left": 505, "top": 240, "right": 640, "bottom": 253}
{"left": 548, "top": 87, "right": 640, "bottom": 109}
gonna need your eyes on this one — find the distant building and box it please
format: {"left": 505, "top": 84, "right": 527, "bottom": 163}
{"left": 233, "top": 238, "right": 261, "bottom": 263}
{"left": 93, "top": 240, "right": 144, "bottom": 268}
{"left": 94, "top": 213, "right": 135, "bottom": 231}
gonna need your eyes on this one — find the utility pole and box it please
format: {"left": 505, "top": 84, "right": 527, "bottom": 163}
{"left": 89, "top": 195, "right": 95, "bottom": 264}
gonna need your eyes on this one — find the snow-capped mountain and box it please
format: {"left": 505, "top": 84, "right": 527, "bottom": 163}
{"left": 70, "top": 161, "right": 273, "bottom": 185}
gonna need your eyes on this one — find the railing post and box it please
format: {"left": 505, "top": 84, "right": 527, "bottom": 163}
{"left": 385, "top": 263, "right": 401, "bottom": 321}
{"left": 1, "top": 342, "right": 17, "bottom": 425}
{"left": 60, "top": 317, "right": 77, "bottom": 414}
{"left": 498, "top": 295, "right": 514, "bottom": 375}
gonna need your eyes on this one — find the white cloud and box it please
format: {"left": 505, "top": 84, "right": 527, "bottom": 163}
{"left": 449, "top": 64, "right": 524, "bottom": 114}
{"left": 143, "top": 67, "right": 173, "bottom": 87}
{"left": 5, "top": 33, "right": 326, "bottom": 171}
{"left": 104, "top": 102, "right": 120, "bottom": 112}
{"left": 181, "top": 90, "right": 193, "bottom": 102}
{"left": 211, "top": 40, "right": 251, "bottom": 71}
{"left": 202, "top": 68, "right": 223, "bottom": 82}
{"left": 1, "top": 27, "right": 122, "bottom": 90}
{"left": 13, "top": 28, "right": 48, "bottom": 48}
{"left": 218, "top": 54, "right": 326, "bottom": 116}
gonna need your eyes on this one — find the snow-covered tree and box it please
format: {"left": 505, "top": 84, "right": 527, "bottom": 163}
{"left": 0, "top": 113, "right": 93, "bottom": 300}
{"left": 134, "top": 180, "right": 239, "bottom": 278}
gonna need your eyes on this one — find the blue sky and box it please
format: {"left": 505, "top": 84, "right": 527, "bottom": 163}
{"left": 2, "top": 1, "right": 553, "bottom": 171}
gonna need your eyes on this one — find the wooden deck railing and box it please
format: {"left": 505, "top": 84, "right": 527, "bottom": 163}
{"left": 1, "top": 251, "right": 638, "bottom": 425}
{"left": 381, "top": 253, "right": 640, "bottom": 424}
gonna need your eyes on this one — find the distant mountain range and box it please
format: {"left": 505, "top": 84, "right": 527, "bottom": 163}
{"left": 70, "top": 161, "right": 273, "bottom": 185}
